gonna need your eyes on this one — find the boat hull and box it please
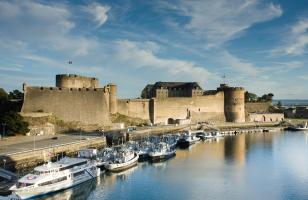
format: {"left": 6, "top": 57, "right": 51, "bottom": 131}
{"left": 177, "top": 139, "right": 199, "bottom": 149}
{"left": 149, "top": 152, "right": 176, "bottom": 162}
{"left": 12, "top": 169, "right": 100, "bottom": 200}
{"left": 105, "top": 155, "right": 139, "bottom": 172}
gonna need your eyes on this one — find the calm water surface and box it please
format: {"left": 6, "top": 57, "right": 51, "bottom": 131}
{"left": 38, "top": 131, "right": 308, "bottom": 200}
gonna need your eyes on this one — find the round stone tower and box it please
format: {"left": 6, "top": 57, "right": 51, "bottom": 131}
{"left": 56, "top": 74, "right": 99, "bottom": 88}
{"left": 108, "top": 83, "right": 117, "bottom": 114}
{"left": 218, "top": 84, "right": 245, "bottom": 123}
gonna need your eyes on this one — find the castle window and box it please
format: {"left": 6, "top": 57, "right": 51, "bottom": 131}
{"left": 94, "top": 88, "right": 97, "bottom": 91}
{"left": 40, "top": 87, "right": 44, "bottom": 90}
{"left": 198, "top": 108, "right": 200, "bottom": 112}
{"left": 50, "top": 87, "right": 53, "bottom": 90}
{"left": 70, "top": 88, "right": 73, "bottom": 91}
{"left": 78, "top": 88, "right": 81, "bottom": 91}
{"left": 86, "top": 88, "right": 89, "bottom": 91}
{"left": 59, "top": 88, "right": 62, "bottom": 90}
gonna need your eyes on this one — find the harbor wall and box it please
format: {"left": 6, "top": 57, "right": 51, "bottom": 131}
{"left": 21, "top": 87, "right": 111, "bottom": 126}
{"left": 247, "top": 113, "right": 284, "bottom": 122}
{"left": 0, "top": 137, "right": 106, "bottom": 171}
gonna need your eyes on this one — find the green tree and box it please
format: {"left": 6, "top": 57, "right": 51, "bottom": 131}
{"left": 8, "top": 89, "right": 24, "bottom": 100}
{"left": 245, "top": 91, "right": 258, "bottom": 102}
{"left": 0, "top": 111, "right": 29, "bottom": 135}
{"left": 0, "top": 88, "right": 8, "bottom": 102}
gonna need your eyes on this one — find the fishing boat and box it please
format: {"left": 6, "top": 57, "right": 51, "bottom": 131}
{"left": 288, "top": 122, "right": 308, "bottom": 131}
{"left": 161, "top": 134, "right": 177, "bottom": 149}
{"left": 149, "top": 142, "right": 176, "bottom": 162}
{"left": 105, "top": 149, "right": 139, "bottom": 172}
{"left": 137, "top": 141, "right": 154, "bottom": 161}
{"left": 96, "top": 148, "right": 115, "bottom": 168}
{"left": 10, "top": 157, "right": 100, "bottom": 200}
{"left": 177, "top": 130, "right": 200, "bottom": 148}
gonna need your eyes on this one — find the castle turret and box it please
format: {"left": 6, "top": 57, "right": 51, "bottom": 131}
{"left": 56, "top": 74, "right": 99, "bottom": 88}
{"left": 218, "top": 84, "right": 245, "bottom": 123}
{"left": 108, "top": 83, "right": 117, "bottom": 114}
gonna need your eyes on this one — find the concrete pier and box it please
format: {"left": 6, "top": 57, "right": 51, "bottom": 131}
{"left": 0, "top": 137, "right": 106, "bottom": 172}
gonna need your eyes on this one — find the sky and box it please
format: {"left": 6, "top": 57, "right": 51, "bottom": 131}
{"left": 0, "top": 0, "right": 307, "bottom": 99}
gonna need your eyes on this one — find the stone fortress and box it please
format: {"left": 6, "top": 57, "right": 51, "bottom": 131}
{"left": 21, "top": 74, "right": 250, "bottom": 127}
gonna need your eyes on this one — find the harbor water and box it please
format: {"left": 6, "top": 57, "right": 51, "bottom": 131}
{"left": 36, "top": 131, "right": 308, "bottom": 200}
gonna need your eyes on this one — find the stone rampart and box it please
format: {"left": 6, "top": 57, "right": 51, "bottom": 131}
{"left": 245, "top": 102, "right": 272, "bottom": 114}
{"left": 21, "top": 87, "right": 110, "bottom": 126}
{"left": 117, "top": 99, "right": 150, "bottom": 120}
{"left": 56, "top": 74, "right": 99, "bottom": 88}
{"left": 153, "top": 92, "right": 225, "bottom": 124}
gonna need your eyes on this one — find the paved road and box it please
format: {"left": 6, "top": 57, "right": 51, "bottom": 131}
{"left": 0, "top": 134, "right": 99, "bottom": 155}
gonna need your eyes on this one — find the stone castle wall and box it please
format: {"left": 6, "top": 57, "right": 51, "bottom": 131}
{"left": 245, "top": 102, "right": 272, "bottom": 114}
{"left": 152, "top": 92, "right": 226, "bottom": 124}
{"left": 56, "top": 74, "right": 99, "bottom": 89}
{"left": 21, "top": 87, "right": 110, "bottom": 126}
{"left": 117, "top": 99, "right": 150, "bottom": 120}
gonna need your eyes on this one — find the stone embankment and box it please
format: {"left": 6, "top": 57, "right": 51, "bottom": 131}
{"left": 0, "top": 137, "right": 106, "bottom": 172}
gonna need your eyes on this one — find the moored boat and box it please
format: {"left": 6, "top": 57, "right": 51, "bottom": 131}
{"left": 105, "top": 149, "right": 139, "bottom": 172}
{"left": 10, "top": 157, "right": 100, "bottom": 200}
{"left": 288, "top": 122, "right": 308, "bottom": 131}
{"left": 137, "top": 141, "right": 154, "bottom": 161}
{"left": 149, "top": 142, "right": 176, "bottom": 162}
{"left": 177, "top": 130, "right": 200, "bottom": 148}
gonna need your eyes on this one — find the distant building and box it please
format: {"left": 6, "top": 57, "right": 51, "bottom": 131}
{"left": 284, "top": 106, "right": 308, "bottom": 118}
{"left": 141, "top": 82, "right": 204, "bottom": 98}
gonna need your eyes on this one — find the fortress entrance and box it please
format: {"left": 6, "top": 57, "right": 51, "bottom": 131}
{"left": 167, "top": 118, "right": 175, "bottom": 124}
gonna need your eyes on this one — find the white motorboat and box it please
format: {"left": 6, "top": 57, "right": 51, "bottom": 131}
{"left": 177, "top": 130, "right": 200, "bottom": 148}
{"left": 288, "top": 122, "right": 308, "bottom": 131}
{"left": 137, "top": 141, "right": 154, "bottom": 161}
{"left": 96, "top": 148, "right": 115, "bottom": 168}
{"left": 161, "top": 134, "right": 177, "bottom": 149}
{"left": 10, "top": 157, "right": 100, "bottom": 200}
{"left": 149, "top": 142, "right": 176, "bottom": 162}
{"left": 105, "top": 149, "right": 139, "bottom": 172}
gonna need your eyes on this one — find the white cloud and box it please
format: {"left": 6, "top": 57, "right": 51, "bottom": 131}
{"left": 298, "top": 75, "right": 308, "bottom": 80}
{"left": 22, "top": 54, "right": 103, "bottom": 74}
{"left": 221, "top": 51, "right": 262, "bottom": 76}
{"left": 84, "top": 3, "right": 110, "bottom": 27}
{"left": 273, "top": 18, "right": 308, "bottom": 56}
{"left": 0, "top": 0, "right": 99, "bottom": 56}
{"left": 114, "top": 40, "right": 215, "bottom": 82}
{"left": 159, "top": 0, "right": 282, "bottom": 48}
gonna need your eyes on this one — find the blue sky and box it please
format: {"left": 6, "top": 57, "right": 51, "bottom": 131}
{"left": 0, "top": 0, "right": 307, "bottom": 99}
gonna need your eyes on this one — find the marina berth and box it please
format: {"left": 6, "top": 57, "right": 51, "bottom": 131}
{"left": 149, "top": 142, "right": 176, "bottom": 162}
{"left": 10, "top": 157, "right": 100, "bottom": 199}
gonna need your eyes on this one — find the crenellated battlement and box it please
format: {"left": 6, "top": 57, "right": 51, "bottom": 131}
{"left": 56, "top": 74, "right": 99, "bottom": 89}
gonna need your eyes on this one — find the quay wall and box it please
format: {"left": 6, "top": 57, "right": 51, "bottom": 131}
{"left": 21, "top": 87, "right": 110, "bottom": 126}
{"left": 153, "top": 92, "right": 225, "bottom": 124}
{"left": 0, "top": 137, "right": 106, "bottom": 171}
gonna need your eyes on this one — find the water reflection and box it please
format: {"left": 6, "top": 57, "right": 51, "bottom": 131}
{"left": 37, "top": 131, "right": 308, "bottom": 200}
{"left": 36, "top": 179, "right": 97, "bottom": 200}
